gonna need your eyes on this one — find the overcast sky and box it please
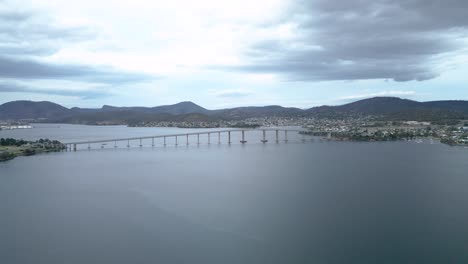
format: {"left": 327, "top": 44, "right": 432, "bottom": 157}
{"left": 1, "top": 0, "right": 467, "bottom": 108}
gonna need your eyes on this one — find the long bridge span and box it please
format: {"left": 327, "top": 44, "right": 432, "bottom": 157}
{"left": 65, "top": 128, "right": 330, "bottom": 151}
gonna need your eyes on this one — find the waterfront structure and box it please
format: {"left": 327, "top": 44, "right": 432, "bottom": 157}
{"left": 65, "top": 128, "right": 310, "bottom": 151}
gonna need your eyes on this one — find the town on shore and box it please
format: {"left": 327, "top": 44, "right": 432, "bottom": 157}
{"left": 126, "top": 116, "right": 468, "bottom": 146}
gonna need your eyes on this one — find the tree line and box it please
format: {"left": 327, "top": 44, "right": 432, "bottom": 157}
{"left": 0, "top": 138, "right": 62, "bottom": 147}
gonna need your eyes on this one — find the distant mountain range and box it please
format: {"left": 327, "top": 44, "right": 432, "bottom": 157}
{"left": 1, "top": 97, "right": 467, "bottom": 124}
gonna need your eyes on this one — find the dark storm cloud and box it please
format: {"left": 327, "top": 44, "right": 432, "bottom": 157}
{"left": 0, "top": 5, "right": 155, "bottom": 85}
{"left": 222, "top": 0, "right": 468, "bottom": 82}
{"left": 0, "top": 81, "right": 110, "bottom": 99}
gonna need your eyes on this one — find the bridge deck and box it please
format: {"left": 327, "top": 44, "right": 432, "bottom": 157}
{"left": 65, "top": 128, "right": 307, "bottom": 145}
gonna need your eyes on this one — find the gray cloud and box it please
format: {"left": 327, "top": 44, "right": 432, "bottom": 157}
{"left": 0, "top": 81, "right": 110, "bottom": 99}
{"left": 0, "top": 3, "right": 156, "bottom": 87}
{"left": 0, "top": 9, "right": 94, "bottom": 56}
{"left": 220, "top": 0, "right": 468, "bottom": 82}
{"left": 0, "top": 10, "right": 30, "bottom": 22}
{"left": 0, "top": 56, "right": 153, "bottom": 84}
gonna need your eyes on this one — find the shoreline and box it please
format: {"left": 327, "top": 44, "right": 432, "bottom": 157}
{"left": 0, "top": 147, "right": 66, "bottom": 162}
{"left": 0, "top": 139, "right": 66, "bottom": 162}
{"left": 325, "top": 136, "right": 467, "bottom": 147}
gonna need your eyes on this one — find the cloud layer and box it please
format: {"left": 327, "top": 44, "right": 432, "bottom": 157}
{"left": 0, "top": 56, "right": 153, "bottom": 83}
{"left": 0, "top": 3, "right": 155, "bottom": 98}
{"left": 224, "top": 0, "right": 468, "bottom": 82}
{"left": 1, "top": 0, "right": 467, "bottom": 107}
{"left": 0, "top": 81, "right": 110, "bottom": 99}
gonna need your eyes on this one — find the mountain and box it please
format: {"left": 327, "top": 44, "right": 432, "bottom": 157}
{"left": 0, "top": 100, "right": 71, "bottom": 120}
{"left": 70, "top": 107, "right": 101, "bottom": 114}
{"left": 333, "top": 97, "right": 422, "bottom": 115}
{"left": 100, "top": 105, "right": 151, "bottom": 113}
{"left": 214, "top": 105, "right": 303, "bottom": 119}
{"left": 151, "top": 101, "right": 209, "bottom": 115}
{"left": 1, "top": 97, "right": 467, "bottom": 123}
{"left": 308, "top": 97, "right": 424, "bottom": 115}
{"left": 309, "top": 97, "right": 468, "bottom": 114}
{"left": 422, "top": 100, "right": 468, "bottom": 113}
{"left": 59, "top": 110, "right": 217, "bottom": 126}
{"left": 307, "top": 97, "right": 468, "bottom": 121}
{"left": 98, "top": 101, "right": 209, "bottom": 115}
{"left": 69, "top": 102, "right": 300, "bottom": 121}
{"left": 0, "top": 101, "right": 211, "bottom": 121}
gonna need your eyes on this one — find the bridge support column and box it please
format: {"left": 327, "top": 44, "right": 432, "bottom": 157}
{"left": 284, "top": 130, "right": 288, "bottom": 143}
{"left": 139, "top": 138, "right": 142, "bottom": 147}
{"left": 127, "top": 140, "right": 130, "bottom": 148}
{"left": 218, "top": 132, "right": 221, "bottom": 144}
{"left": 175, "top": 136, "right": 178, "bottom": 146}
{"left": 240, "top": 130, "right": 247, "bottom": 144}
{"left": 197, "top": 134, "right": 200, "bottom": 145}
{"left": 88, "top": 144, "right": 91, "bottom": 150}
{"left": 186, "top": 134, "right": 189, "bottom": 145}
{"left": 228, "top": 131, "right": 231, "bottom": 144}
{"left": 73, "top": 144, "right": 77, "bottom": 152}
{"left": 164, "top": 136, "right": 166, "bottom": 146}
{"left": 114, "top": 141, "right": 117, "bottom": 148}
{"left": 276, "top": 130, "right": 279, "bottom": 143}
{"left": 208, "top": 133, "right": 210, "bottom": 144}
{"left": 152, "top": 138, "right": 154, "bottom": 147}
{"left": 261, "top": 129, "right": 268, "bottom": 143}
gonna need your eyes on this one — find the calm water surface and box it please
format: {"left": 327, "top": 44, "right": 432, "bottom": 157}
{"left": 1, "top": 124, "right": 468, "bottom": 264}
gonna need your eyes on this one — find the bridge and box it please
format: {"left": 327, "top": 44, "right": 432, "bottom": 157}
{"left": 65, "top": 128, "right": 329, "bottom": 151}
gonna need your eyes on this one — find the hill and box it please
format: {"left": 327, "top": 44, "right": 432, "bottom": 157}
{"left": 307, "top": 97, "right": 468, "bottom": 120}
{"left": 95, "top": 101, "right": 210, "bottom": 115}
{"left": 1, "top": 97, "right": 467, "bottom": 123}
{"left": 213, "top": 105, "right": 303, "bottom": 119}
{"left": 332, "top": 97, "right": 422, "bottom": 115}
{"left": 422, "top": 100, "right": 468, "bottom": 113}
{"left": 0, "top": 100, "right": 71, "bottom": 120}
{"left": 152, "top": 101, "right": 210, "bottom": 115}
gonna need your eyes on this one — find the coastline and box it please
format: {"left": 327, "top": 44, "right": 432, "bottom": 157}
{"left": 0, "top": 139, "right": 66, "bottom": 162}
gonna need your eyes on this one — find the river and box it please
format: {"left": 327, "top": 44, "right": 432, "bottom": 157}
{"left": 1, "top": 124, "right": 468, "bottom": 264}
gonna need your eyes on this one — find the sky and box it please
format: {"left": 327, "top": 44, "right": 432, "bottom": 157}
{"left": 0, "top": 0, "right": 467, "bottom": 109}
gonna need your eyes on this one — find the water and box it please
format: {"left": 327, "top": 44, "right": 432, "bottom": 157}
{"left": 1, "top": 124, "right": 468, "bottom": 264}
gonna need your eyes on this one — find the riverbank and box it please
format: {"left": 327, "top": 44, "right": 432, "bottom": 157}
{"left": 0, "top": 138, "right": 66, "bottom": 162}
